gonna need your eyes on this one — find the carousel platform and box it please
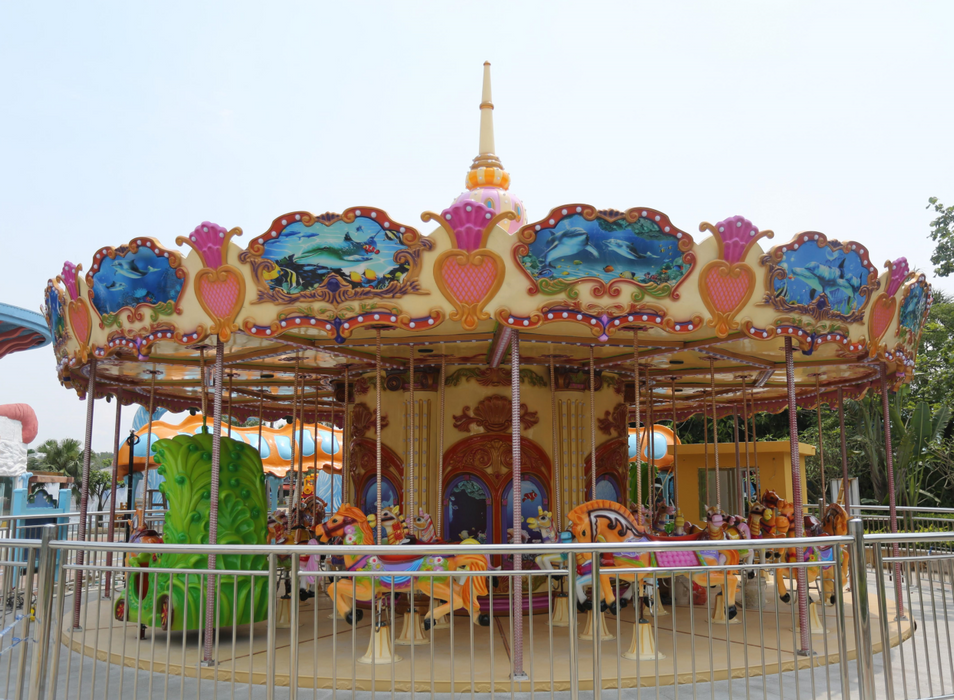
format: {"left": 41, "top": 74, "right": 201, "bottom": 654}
{"left": 62, "top": 584, "right": 912, "bottom": 692}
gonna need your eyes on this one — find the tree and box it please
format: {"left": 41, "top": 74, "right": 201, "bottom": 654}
{"left": 27, "top": 439, "right": 83, "bottom": 484}
{"left": 87, "top": 470, "right": 113, "bottom": 511}
{"left": 928, "top": 198, "right": 954, "bottom": 278}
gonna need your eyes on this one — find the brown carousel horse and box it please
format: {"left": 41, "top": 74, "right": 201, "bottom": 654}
{"left": 126, "top": 503, "right": 164, "bottom": 600}
{"left": 776, "top": 502, "right": 850, "bottom": 605}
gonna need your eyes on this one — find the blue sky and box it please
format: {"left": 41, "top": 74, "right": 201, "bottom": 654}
{"left": 1, "top": 1, "right": 952, "bottom": 450}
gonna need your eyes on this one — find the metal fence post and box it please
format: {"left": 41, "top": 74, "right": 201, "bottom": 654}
{"left": 266, "top": 553, "right": 277, "bottom": 700}
{"left": 872, "top": 540, "right": 896, "bottom": 700}
{"left": 567, "top": 552, "right": 579, "bottom": 700}
{"left": 27, "top": 526, "right": 57, "bottom": 700}
{"left": 13, "top": 547, "right": 37, "bottom": 700}
{"left": 848, "top": 518, "right": 876, "bottom": 700}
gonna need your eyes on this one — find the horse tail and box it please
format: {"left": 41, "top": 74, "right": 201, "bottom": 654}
{"left": 453, "top": 554, "right": 490, "bottom": 597}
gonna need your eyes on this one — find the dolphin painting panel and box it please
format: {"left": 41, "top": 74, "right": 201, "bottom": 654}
{"left": 518, "top": 213, "right": 688, "bottom": 287}
{"left": 769, "top": 244, "right": 870, "bottom": 319}
{"left": 89, "top": 247, "right": 184, "bottom": 317}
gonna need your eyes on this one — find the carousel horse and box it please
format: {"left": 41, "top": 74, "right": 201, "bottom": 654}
{"left": 568, "top": 500, "right": 742, "bottom": 619}
{"left": 776, "top": 503, "right": 851, "bottom": 605}
{"left": 408, "top": 509, "right": 440, "bottom": 544}
{"left": 314, "top": 504, "right": 491, "bottom": 628}
{"left": 704, "top": 507, "right": 756, "bottom": 578}
{"left": 651, "top": 502, "right": 676, "bottom": 534}
{"left": 672, "top": 508, "right": 702, "bottom": 536}
{"left": 367, "top": 505, "right": 408, "bottom": 544}
{"left": 126, "top": 504, "right": 164, "bottom": 600}
{"left": 747, "top": 502, "right": 776, "bottom": 540}
{"left": 526, "top": 508, "right": 565, "bottom": 570}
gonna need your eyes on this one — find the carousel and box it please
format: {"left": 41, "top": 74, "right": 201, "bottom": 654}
{"left": 44, "top": 63, "right": 924, "bottom": 689}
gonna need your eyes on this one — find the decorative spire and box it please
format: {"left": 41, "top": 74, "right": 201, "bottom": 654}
{"left": 466, "top": 62, "right": 511, "bottom": 191}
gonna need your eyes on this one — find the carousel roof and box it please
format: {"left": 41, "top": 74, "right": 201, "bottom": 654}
{"left": 0, "top": 302, "right": 53, "bottom": 361}
{"left": 41, "top": 64, "right": 932, "bottom": 422}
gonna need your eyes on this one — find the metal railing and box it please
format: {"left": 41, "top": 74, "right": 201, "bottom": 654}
{"left": 0, "top": 522, "right": 950, "bottom": 700}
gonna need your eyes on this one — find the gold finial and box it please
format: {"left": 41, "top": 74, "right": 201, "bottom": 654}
{"left": 466, "top": 62, "right": 510, "bottom": 189}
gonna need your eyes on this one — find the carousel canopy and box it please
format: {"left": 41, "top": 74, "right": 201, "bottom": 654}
{"left": 0, "top": 302, "right": 52, "bottom": 361}
{"left": 41, "top": 64, "right": 931, "bottom": 421}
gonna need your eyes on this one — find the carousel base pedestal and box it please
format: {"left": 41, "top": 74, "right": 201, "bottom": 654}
{"left": 579, "top": 609, "right": 614, "bottom": 641}
{"left": 743, "top": 572, "right": 766, "bottom": 607}
{"left": 622, "top": 621, "right": 664, "bottom": 660}
{"left": 551, "top": 595, "right": 570, "bottom": 627}
{"left": 651, "top": 588, "right": 669, "bottom": 617}
{"left": 276, "top": 598, "right": 291, "bottom": 629}
{"left": 673, "top": 576, "right": 692, "bottom": 606}
{"left": 428, "top": 605, "right": 449, "bottom": 629}
{"left": 395, "top": 610, "right": 428, "bottom": 646}
{"left": 358, "top": 624, "right": 402, "bottom": 665}
{"left": 712, "top": 593, "right": 741, "bottom": 625}
{"left": 809, "top": 601, "right": 826, "bottom": 634}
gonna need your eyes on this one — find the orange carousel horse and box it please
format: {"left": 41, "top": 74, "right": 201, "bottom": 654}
{"left": 314, "top": 504, "right": 491, "bottom": 628}
{"left": 567, "top": 500, "right": 743, "bottom": 619}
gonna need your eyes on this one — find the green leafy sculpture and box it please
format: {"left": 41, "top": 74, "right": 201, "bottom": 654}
{"left": 114, "top": 431, "right": 270, "bottom": 631}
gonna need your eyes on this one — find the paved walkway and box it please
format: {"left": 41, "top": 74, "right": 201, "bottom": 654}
{"left": 0, "top": 569, "right": 949, "bottom": 700}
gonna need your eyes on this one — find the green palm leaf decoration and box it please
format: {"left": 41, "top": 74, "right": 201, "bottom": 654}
{"left": 116, "top": 432, "right": 270, "bottom": 630}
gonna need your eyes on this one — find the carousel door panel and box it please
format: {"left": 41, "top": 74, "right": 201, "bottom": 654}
{"left": 444, "top": 475, "right": 492, "bottom": 544}
{"left": 361, "top": 476, "right": 400, "bottom": 517}
{"left": 590, "top": 473, "right": 621, "bottom": 502}
{"left": 500, "top": 475, "right": 548, "bottom": 544}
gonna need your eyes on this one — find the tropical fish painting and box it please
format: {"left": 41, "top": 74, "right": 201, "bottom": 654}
{"left": 89, "top": 247, "right": 184, "bottom": 317}
{"left": 45, "top": 285, "right": 66, "bottom": 344}
{"left": 766, "top": 243, "right": 871, "bottom": 321}
{"left": 899, "top": 281, "right": 929, "bottom": 342}
{"left": 260, "top": 217, "right": 409, "bottom": 296}
{"left": 518, "top": 213, "right": 689, "bottom": 289}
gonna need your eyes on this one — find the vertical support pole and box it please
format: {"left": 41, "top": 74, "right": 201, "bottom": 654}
{"left": 375, "top": 329, "right": 383, "bottom": 544}
{"left": 633, "top": 330, "right": 642, "bottom": 521}
{"left": 143, "top": 367, "right": 158, "bottom": 511}
{"left": 816, "top": 376, "right": 827, "bottom": 510}
{"left": 671, "top": 377, "right": 678, "bottom": 510}
{"left": 408, "top": 346, "right": 415, "bottom": 519}
{"left": 838, "top": 388, "right": 851, "bottom": 513}
{"left": 203, "top": 339, "right": 225, "bottom": 664}
{"left": 437, "top": 353, "right": 445, "bottom": 536}
{"left": 848, "top": 518, "right": 876, "bottom": 700}
{"left": 326, "top": 389, "right": 333, "bottom": 515}
{"left": 783, "top": 337, "right": 810, "bottom": 653}
{"left": 28, "top": 525, "right": 56, "bottom": 700}
{"left": 879, "top": 364, "right": 903, "bottom": 617}
{"left": 72, "top": 356, "right": 97, "bottom": 630}
{"left": 314, "top": 389, "right": 322, "bottom": 515}
{"left": 588, "top": 345, "right": 597, "bottom": 500}
{"left": 344, "top": 368, "right": 350, "bottom": 507}
{"left": 741, "top": 378, "right": 751, "bottom": 505}
{"left": 550, "top": 353, "right": 561, "bottom": 526}
{"left": 105, "top": 391, "right": 122, "bottom": 594}
{"left": 709, "top": 359, "right": 720, "bottom": 511}
{"left": 733, "top": 406, "right": 743, "bottom": 516}
{"left": 511, "top": 330, "right": 527, "bottom": 680}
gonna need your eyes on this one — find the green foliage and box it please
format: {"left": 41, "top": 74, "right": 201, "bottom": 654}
{"left": 119, "top": 432, "right": 269, "bottom": 630}
{"left": 928, "top": 198, "right": 954, "bottom": 279}
{"left": 889, "top": 396, "right": 951, "bottom": 507}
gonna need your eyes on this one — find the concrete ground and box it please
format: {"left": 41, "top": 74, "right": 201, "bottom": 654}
{"left": 0, "top": 568, "right": 949, "bottom": 700}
